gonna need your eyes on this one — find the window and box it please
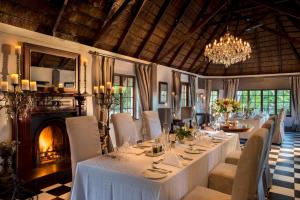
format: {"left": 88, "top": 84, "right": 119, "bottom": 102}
{"left": 236, "top": 90, "right": 248, "bottom": 110}
{"left": 249, "top": 90, "right": 261, "bottom": 112}
{"left": 209, "top": 90, "right": 219, "bottom": 107}
{"left": 262, "top": 90, "right": 275, "bottom": 115}
{"left": 236, "top": 89, "right": 291, "bottom": 116}
{"left": 111, "top": 74, "right": 135, "bottom": 116}
{"left": 181, "top": 83, "right": 189, "bottom": 107}
{"left": 277, "top": 90, "right": 291, "bottom": 116}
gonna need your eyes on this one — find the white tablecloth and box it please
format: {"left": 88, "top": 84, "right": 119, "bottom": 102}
{"left": 71, "top": 134, "right": 240, "bottom": 200}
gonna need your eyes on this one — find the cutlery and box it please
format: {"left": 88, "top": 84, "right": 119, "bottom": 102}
{"left": 153, "top": 158, "right": 164, "bottom": 164}
{"left": 147, "top": 168, "right": 168, "bottom": 174}
{"left": 152, "top": 164, "right": 172, "bottom": 173}
{"left": 179, "top": 154, "right": 193, "bottom": 161}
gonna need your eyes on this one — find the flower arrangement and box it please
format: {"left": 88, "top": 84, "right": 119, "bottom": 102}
{"left": 175, "top": 128, "right": 192, "bottom": 141}
{"left": 213, "top": 98, "right": 240, "bottom": 114}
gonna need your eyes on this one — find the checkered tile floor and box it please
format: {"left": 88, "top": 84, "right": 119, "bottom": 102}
{"left": 28, "top": 132, "right": 300, "bottom": 200}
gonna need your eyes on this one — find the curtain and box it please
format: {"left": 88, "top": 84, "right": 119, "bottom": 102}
{"left": 189, "top": 75, "right": 196, "bottom": 108}
{"left": 224, "top": 79, "right": 239, "bottom": 99}
{"left": 290, "top": 76, "right": 300, "bottom": 131}
{"left": 172, "top": 71, "right": 181, "bottom": 114}
{"left": 91, "top": 54, "right": 115, "bottom": 122}
{"left": 204, "top": 79, "right": 212, "bottom": 113}
{"left": 136, "top": 63, "right": 154, "bottom": 111}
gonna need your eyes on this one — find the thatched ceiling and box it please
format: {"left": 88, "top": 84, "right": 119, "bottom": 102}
{"left": 1, "top": 0, "right": 300, "bottom": 76}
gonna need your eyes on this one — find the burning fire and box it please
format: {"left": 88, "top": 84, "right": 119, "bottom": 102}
{"left": 39, "top": 126, "right": 54, "bottom": 153}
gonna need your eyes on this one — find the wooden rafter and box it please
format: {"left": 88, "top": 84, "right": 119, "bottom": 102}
{"left": 167, "top": 43, "right": 184, "bottom": 67}
{"left": 202, "top": 61, "right": 212, "bottom": 75}
{"left": 248, "top": 0, "right": 300, "bottom": 20}
{"left": 259, "top": 25, "right": 300, "bottom": 45}
{"left": 156, "top": 2, "right": 227, "bottom": 62}
{"left": 254, "top": 28, "right": 262, "bottom": 74}
{"left": 134, "top": 0, "right": 172, "bottom": 58}
{"left": 113, "top": 0, "right": 146, "bottom": 52}
{"left": 92, "top": 0, "right": 131, "bottom": 45}
{"left": 52, "top": 0, "right": 69, "bottom": 36}
{"left": 275, "top": 16, "right": 300, "bottom": 63}
{"left": 167, "top": 0, "right": 211, "bottom": 68}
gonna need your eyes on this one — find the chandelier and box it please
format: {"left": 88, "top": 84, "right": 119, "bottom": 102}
{"left": 204, "top": 30, "right": 252, "bottom": 68}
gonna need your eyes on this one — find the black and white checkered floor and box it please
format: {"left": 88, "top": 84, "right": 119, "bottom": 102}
{"left": 29, "top": 132, "right": 300, "bottom": 200}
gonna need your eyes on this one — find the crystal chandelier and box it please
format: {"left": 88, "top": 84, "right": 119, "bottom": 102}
{"left": 204, "top": 29, "right": 252, "bottom": 68}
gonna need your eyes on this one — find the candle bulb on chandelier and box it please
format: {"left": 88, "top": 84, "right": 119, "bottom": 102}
{"left": 1, "top": 81, "right": 8, "bottom": 92}
{"left": 99, "top": 85, "right": 105, "bottom": 94}
{"left": 93, "top": 86, "right": 99, "bottom": 94}
{"left": 106, "top": 82, "right": 112, "bottom": 90}
{"left": 11, "top": 74, "right": 19, "bottom": 85}
{"left": 30, "top": 81, "right": 37, "bottom": 91}
{"left": 21, "top": 79, "right": 30, "bottom": 91}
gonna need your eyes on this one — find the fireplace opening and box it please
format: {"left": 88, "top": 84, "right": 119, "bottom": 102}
{"left": 38, "top": 125, "right": 64, "bottom": 164}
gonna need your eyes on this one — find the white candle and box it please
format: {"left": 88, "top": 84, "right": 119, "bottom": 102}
{"left": 15, "top": 45, "right": 21, "bottom": 55}
{"left": 106, "top": 82, "right": 112, "bottom": 90}
{"left": 21, "top": 79, "right": 30, "bottom": 90}
{"left": 99, "top": 85, "right": 105, "bottom": 94}
{"left": 58, "top": 83, "right": 64, "bottom": 88}
{"left": 30, "top": 81, "right": 37, "bottom": 91}
{"left": 111, "top": 87, "right": 115, "bottom": 94}
{"left": 1, "top": 81, "right": 8, "bottom": 92}
{"left": 119, "top": 86, "right": 123, "bottom": 94}
{"left": 11, "top": 74, "right": 19, "bottom": 85}
{"left": 171, "top": 92, "right": 175, "bottom": 96}
{"left": 93, "top": 86, "right": 99, "bottom": 94}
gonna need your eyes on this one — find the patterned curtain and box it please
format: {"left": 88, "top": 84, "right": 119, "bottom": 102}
{"left": 189, "top": 75, "right": 196, "bottom": 108}
{"left": 290, "top": 76, "right": 300, "bottom": 131}
{"left": 172, "top": 71, "right": 181, "bottom": 114}
{"left": 136, "top": 63, "right": 154, "bottom": 111}
{"left": 224, "top": 79, "right": 239, "bottom": 99}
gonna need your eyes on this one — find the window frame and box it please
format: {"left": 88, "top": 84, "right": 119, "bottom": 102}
{"left": 209, "top": 90, "right": 219, "bottom": 107}
{"left": 180, "top": 82, "right": 190, "bottom": 107}
{"left": 112, "top": 74, "right": 136, "bottom": 117}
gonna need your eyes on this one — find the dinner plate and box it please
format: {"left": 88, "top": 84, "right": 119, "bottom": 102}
{"left": 184, "top": 148, "right": 203, "bottom": 154}
{"left": 142, "top": 170, "right": 167, "bottom": 179}
{"left": 145, "top": 150, "right": 164, "bottom": 157}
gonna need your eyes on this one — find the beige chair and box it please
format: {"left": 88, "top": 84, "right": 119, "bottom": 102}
{"left": 183, "top": 128, "right": 268, "bottom": 200}
{"left": 207, "top": 128, "right": 269, "bottom": 199}
{"left": 66, "top": 116, "right": 101, "bottom": 178}
{"left": 142, "top": 111, "right": 162, "bottom": 139}
{"left": 111, "top": 113, "right": 139, "bottom": 146}
{"left": 272, "top": 108, "right": 285, "bottom": 144}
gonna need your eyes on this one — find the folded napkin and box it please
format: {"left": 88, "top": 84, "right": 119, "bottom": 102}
{"left": 195, "top": 136, "right": 213, "bottom": 148}
{"left": 162, "top": 151, "right": 183, "bottom": 168}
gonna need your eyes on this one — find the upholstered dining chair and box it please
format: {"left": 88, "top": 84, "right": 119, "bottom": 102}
{"left": 142, "top": 111, "right": 162, "bottom": 139}
{"left": 183, "top": 128, "right": 268, "bottom": 200}
{"left": 111, "top": 113, "right": 139, "bottom": 146}
{"left": 66, "top": 116, "right": 101, "bottom": 179}
{"left": 272, "top": 108, "right": 286, "bottom": 144}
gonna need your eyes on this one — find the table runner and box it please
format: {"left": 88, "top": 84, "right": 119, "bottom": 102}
{"left": 71, "top": 134, "right": 240, "bottom": 200}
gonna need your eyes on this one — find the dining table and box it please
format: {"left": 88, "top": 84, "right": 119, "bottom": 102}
{"left": 71, "top": 132, "right": 240, "bottom": 200}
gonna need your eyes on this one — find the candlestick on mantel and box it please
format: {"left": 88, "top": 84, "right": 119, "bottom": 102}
{"left": 15, "top": 45, "right": 21, "bottom": 55}
{"left": 119, "top": 86, "right": 123, "bottom": 94}
{"left": 93, "top": 86, "right": 99, "bottom": 94}
{"left": 1, "top": 81, "right": 8, "bottom": 92}
{"left": 30, "top": 81, "right": 37, "bottom": 91}
{"left": 21, "top": 79, "right": 30, "bottom": 91}
{"left": 99, "top": 85, "right": 105, "bottom": 94}
{"left": 106, "top": 82, "right": 112, "bottom": 90}
{"left": 58, "top": 83, "right": 64, "bottom": 88}
{"left": 11, "top": 74, "right": 19, "bottom": 85}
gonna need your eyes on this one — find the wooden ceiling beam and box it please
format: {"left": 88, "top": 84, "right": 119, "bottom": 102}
{"left": 113, "top": 0, "right": 146, "bottom": 52}
{"left": 202, "top": 61, "right": 212, "bottom": 75}
{"left": 92, "top": 0, "right": 131, "bottom": 45}
{"left": 52, "top": 0, "right": 69, "bottom": 36}
{"left": 151, "top": 0, "right": 193, "bottom": 62}
{"left": 275, "top": 16, "right": 300, "bottom": 63}
{"left": 156, "top": 2, "right": 227, "bottom": 62}
{"left": 248, "top": 0, "right": 300, "bottom": 20}
{"left": 134, "top": 0, "right": 172, "bottom": 58}
{"left": 167, "top": 42, "right": 184, "bottom": 67}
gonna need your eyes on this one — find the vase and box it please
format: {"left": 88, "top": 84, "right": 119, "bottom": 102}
{"left": 224, "top": 112, "right": 230, "bottom": 126}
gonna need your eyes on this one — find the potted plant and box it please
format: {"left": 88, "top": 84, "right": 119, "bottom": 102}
{"left": 175, "top": 128, "right": 192, "bottom": 143}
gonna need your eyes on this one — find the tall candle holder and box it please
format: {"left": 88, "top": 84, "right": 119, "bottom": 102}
{"left": 93, "top": 82, "right": 123, "bottom": 153}
{"left": 0, "top": 74, "right": 37, "bottom": 200}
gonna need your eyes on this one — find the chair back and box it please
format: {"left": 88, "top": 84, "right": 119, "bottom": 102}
{"left": 272, "top": 108, "right": 285, "bottom": 144}
{"left": 231, "top": 128, "right": 269, "bottom": 200}
{"left": 111, "top": 113, "right": 139, "bottom": 146}
{"left": 142, "top": 111, "right": 162, "bottom": 139}
{"left": 66, "top": 116, "right": 101, "bottom": 178}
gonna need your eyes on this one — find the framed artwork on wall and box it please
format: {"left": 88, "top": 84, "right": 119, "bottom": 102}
{"left": 159, "top": 82, "right": 168, "bottom": 104}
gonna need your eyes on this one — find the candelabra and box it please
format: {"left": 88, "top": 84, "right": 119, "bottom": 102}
{"left": 0, "top": 73, "right": 37, "bottom": 200}
{"left": 93, "top": 82, "right": 123, "bottom": 153}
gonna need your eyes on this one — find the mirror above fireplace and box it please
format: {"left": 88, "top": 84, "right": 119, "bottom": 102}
{"left": 23, "top": 43, "right": 80, "bottom": 94}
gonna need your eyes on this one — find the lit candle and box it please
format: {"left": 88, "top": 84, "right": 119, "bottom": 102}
{"left": 171, "top": 92, "right": 175, "bottom": 96}
{"left": 99, "top": 85, "right": 105, "bottom": 94}
{"left": 30, "top": 81, "right": 37, "bottom": 91}
{"left": 119, "top": 86, "right": 123, "bottom": 94}
{"left": 1, "top": 81, "right": 8, "bottom": 92}
{"left": 58, "top": 83, "right": 64, "bottom": 88}
{"left": 93, "top": 86, "right": 99, "bottom": 94}
{"left": 21, "top": 79, "right": 30, "bottom": 91}
{"left": 83, "top": 58, "right": 87, "bottom": 66}
{"left": 106, "top": 82, "right": 112, "bottom": 90}
{"left": 111, "top": 87, "right": 115, "bottom": 94}
{"left": 10, "top": 74, "right": 19, "bottom": 85}
{"left": 15, "top": 45, "right": 21, "bottom": 55}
